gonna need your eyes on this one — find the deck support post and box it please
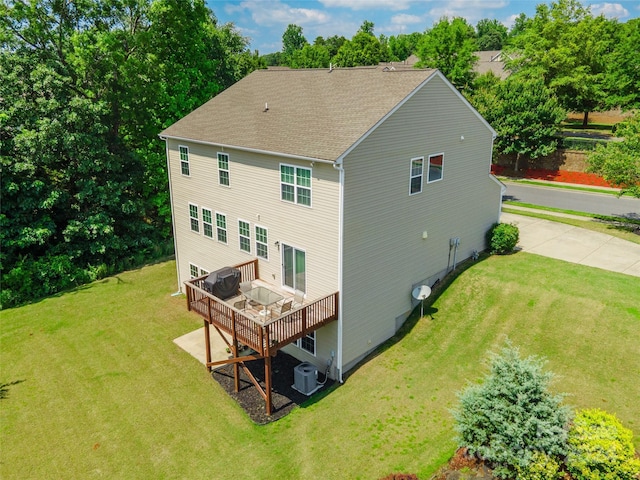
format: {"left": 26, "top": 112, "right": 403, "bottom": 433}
{"left": 264, "top": 327, "right": 273, "bottom": 416}
{"left": 204, "top": 319, "right": 212, "bottom": 372}
{"left": 231, "top": 311, "right": 240, "bottom": 392}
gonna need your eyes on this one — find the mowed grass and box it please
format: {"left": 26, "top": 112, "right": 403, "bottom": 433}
{"left": 1, "top": 255, "right": 639, "bottom": 479}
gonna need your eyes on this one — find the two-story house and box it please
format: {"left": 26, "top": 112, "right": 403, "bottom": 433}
{"left": 160, "top": 66, "right": 502, "bottom": 413}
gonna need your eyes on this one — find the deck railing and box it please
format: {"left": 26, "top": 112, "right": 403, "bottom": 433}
{"left": 184, "top": 262, "right": 338, "bottom": 356}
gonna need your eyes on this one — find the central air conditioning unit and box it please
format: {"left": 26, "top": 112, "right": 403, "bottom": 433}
{"left": 293, "top": 362, "right": 319, "bottom": 396}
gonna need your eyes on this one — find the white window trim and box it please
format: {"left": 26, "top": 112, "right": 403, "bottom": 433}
{"left": 427, "top": 152, "right": 444, "bottom": 184}
{"left": 280, "top": 242, "right": 307, "bottom": 294}
{"left": 238, "top": 219, "right": 252, "bottom": 254}
{"left": 189, "top": 263, "right": 199, "bottom": 279}
{"left": 202, "top": 207, "right": 214, "bottom": 239}
{"left": 409, "top": 156, "right": 424, "bottom": 195}
{"left": 217, "top": 152, "right": 230, "bottom": 187}
{"left": 295, "top": 331, "right": 316, "bottom": 356}
{"left": 179, "top": 145, "right": 190, "bottom": 177}
{"left": 255, "top": 224, "right": 269, "bottom": 261}
{"left": 215, "top": 211, "right": 228, "bottom": 244}
{"left": 188, "top": 203, "right": 199, "bottom": 233}
{"left": 280, "top": 163, "right": 312, "bottom": 208}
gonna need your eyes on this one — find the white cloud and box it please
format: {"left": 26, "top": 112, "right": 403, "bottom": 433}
{"left": 319, "top": 0, "right": 414, "bottom": 11}
{"left": 424, "top": 0, "right": 508, "bottom": 28}
{"left": 236, "top": 1, "right": 331, "bottom": 27}
{"left": 502, "top": 13, "right": 520, "bottom": 29}
{"left": 589, "top": 3, "right": 629, "bottom": 18}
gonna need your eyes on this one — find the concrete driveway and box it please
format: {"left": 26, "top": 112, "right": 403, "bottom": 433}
{"left": 500, "top": 212, "right": 640, "bottom": 277}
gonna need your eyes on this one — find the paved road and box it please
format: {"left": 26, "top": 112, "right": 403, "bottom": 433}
{"left": 504, "top": 183, "right": 640, "bottom": 219}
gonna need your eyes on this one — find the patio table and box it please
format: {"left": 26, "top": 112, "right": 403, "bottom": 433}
{"left": 243, "top": 286, "right": 284, "bottom": 319}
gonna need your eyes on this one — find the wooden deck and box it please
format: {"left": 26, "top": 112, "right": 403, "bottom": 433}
{"left": 183, "top": 259, "right": 339, "bottom": 415}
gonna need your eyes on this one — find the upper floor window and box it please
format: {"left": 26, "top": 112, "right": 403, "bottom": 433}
{"left": 218, "top": 153, "right": 230, "bottom": 186}
{"left": 215, "top": 212, "right": 227, "bottom": 244}
{"left": 428, "top": 154, "right": 444, "bottom": 183}
{"left": 280, "top": 164, "right": 311, "bottom": 206}
{"left": 255, "top": 226, "right": 268, "bottom": 260}
{"left": 410, "top": 157, "right": 424, "bottom": 195}
{"left": 238, "top": 220, "right": 251, "bottom": 253}
{"left": 180, "top": 146, "right": 190, "bottom": 176}
{"left": 189, "top": 203, "right": 199, "bottom": 233}
{"left": 202, "top": 208, "right": 213, "bottom": 238}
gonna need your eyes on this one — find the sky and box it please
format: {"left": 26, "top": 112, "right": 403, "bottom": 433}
{"left": 208, "top": 0, "right": 640, "bottom": 54}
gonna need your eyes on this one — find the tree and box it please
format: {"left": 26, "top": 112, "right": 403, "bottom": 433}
{"left": 476, "top": 18, "right": 508, "bottom": 50}
{"left": 478, "top": 77, "right": 566, "bottom": 171}
{"left": 290, "top": 44, "right": 330, "bottom": 68}
{"left": 605, "top": 19, "right": 640, "bottom": 111}
{"left": 0, "top": 0, "right": 257, "bottom": 307}
{"left": 415, "top": 17, "right": 478, "bottom": 90}
{"left": 388, "top": 32, "right": 421, "bottom": 61}
{"left": 282, "top": 24, "right": 308, "bottom": 65}
{"left": 587, "top": 113, "right": 640, "bottom": 197}
{"left": 453, "top": 345, "right": 571, "bottom": 479}
{"left": 332, "top": 23, "right": 382, "bottom": 67}
{"left": 506, "top": 0, "right": 616, "bottom": 126}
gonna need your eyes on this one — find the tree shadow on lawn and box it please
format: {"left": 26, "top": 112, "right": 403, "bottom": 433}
{"left": 0, "top": 379, "right": 26, "bottom": 400}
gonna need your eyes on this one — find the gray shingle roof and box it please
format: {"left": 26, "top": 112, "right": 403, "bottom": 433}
{"left": 160, "top": 66, "right": 437, "bottom": 162}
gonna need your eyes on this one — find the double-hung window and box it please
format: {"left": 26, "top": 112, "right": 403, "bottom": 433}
{"left": 280, "top": 164, "right": 311, "bottom": 206}
{"left": 218, "top": 153, "right": 230, "bottom": 186}
{"left": 189, "top": 263, "right": 199, "bottom": 279}
{"left": 238, "top": 220, "right": 251, "bottom": 253}
{"left": 215, "top": 212, "right": 227, "bottom": 243}
{"left": 179, "top": 146, "right": 190, "bottom": 176}
{"left": 296, "top": 331, "right": 316, "bottom": 355}
{"left": 410, "top": 157, "right": 424, "bottom": 195}
{"left": 189, "top": 204, "right": 199, "bottom": 233}
{"left": 255, "top": 226, "right": 268, "bottom": 260}
{"left": 202, "top": 208, "right": 213, "bottom": 238}
{"left": 428, "top": 153, "right": 444, "bottom": 183}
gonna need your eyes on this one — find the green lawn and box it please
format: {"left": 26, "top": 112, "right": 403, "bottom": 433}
{"left": 2, "top": 256, "right": 639, "bottom": 479}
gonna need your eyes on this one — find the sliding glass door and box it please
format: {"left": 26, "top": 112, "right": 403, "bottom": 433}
{"left": 282, "top": 244, "right": 306, "bottom": 292}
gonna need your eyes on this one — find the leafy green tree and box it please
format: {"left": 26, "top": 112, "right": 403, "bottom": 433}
{"left": 290, "top": 44, "right": 330, "bottom": 68}
{"left": 388, "top": 32, "right": 421, "bottom": 61}
{"left": 415, "top": 17, "right": 478, "bottom": 90}
{"left": 319, "top": 35, "right": 346, "bottom": 59}
{"left": 605, "top": 18, "right": 640, "bottom": 111}
{"left": 332, "top": 22, "right": 382, "bottom": 67}
{"left": 478, "top": 77, "right": 565, "bottom": 171}
{"left": 506, "top": 0, "right": 616, "bottom": 126}
{"left": 453, "top": 345, "right": 571, "bottom": 479}
{"left": 0, "top": 0, "right": 256, "bottom": 307}
{"left": 587, "top": 113, "right": 640, "bottom": 197}
{"left": 476, "top": 18, "right": 508, "bottom": 50}
{"left": 282, "top": 24, "right": 308, "bottom": 65}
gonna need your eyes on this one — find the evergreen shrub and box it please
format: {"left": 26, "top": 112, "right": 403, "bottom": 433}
{"left": 452, "top": 345, "right": 571, "bottom": 478}
{"left": 487, "top": 222, "right": 519, "bottom": 254}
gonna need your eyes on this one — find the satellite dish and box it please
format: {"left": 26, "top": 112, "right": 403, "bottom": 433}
{"left": 412, "top": 285, "right": 432, "bottom": 317}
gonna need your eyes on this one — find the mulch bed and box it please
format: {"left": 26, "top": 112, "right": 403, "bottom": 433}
{"left": 491, "top": 165, "right": 613, "bottom": 187}
{"left": 212, "top": 350, "right": 334, "bottom": 424}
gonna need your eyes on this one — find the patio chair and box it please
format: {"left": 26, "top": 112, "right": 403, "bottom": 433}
{"left": 272, "top": 300, "right": 292, "bottom": 318}
{"left": 234, "top": 299, "right": 247, "bottom": 310}
{"left": 292, "top": 290, "right": 305, "bottom": 307}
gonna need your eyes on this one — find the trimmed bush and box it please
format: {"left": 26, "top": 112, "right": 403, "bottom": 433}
{"left": 487, "top": 222, "right": 519, "bottom": 254}
{"left": 566, "top": 409, "right": 640, "bottom": 480}
{"left": 452, "top": 345, "right": 571, "bottom": 479}
{"left": 515, "top": 451, "right": 563, "bottom": 480}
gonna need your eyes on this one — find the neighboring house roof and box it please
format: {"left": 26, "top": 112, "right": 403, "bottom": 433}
{"left": 392, "top": 51, "right": 510, "bottom": 79}
{"left": 160, "top": 67, "right": 437, "bottom": 162}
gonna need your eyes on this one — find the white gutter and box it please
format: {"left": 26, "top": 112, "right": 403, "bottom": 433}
{"left": 159, "top": 134, "right": 336, "bottom": 165}
{"left": 332, "top": 157, "right": 345, "bottom": 383}
{"left": 162, "top": 137, "right": 182, "bottom": 294}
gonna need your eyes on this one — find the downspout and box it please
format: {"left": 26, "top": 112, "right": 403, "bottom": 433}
{"left": 333, "top": 158, "right": 345, "bottom": 383}
{"left": 160, "top": 136, "right": 182, "bottom": 295}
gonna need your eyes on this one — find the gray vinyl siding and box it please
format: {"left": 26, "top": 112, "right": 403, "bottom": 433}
{"left": 166, "top": 139, "right": 341, "bottom": 369}
{"left": 340, "top": 75, "right": 501, "bottom": 369}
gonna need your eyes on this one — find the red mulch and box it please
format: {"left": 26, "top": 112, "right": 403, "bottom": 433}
{"left": 491, "top": 165, "right": 613, "bottom": 187}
